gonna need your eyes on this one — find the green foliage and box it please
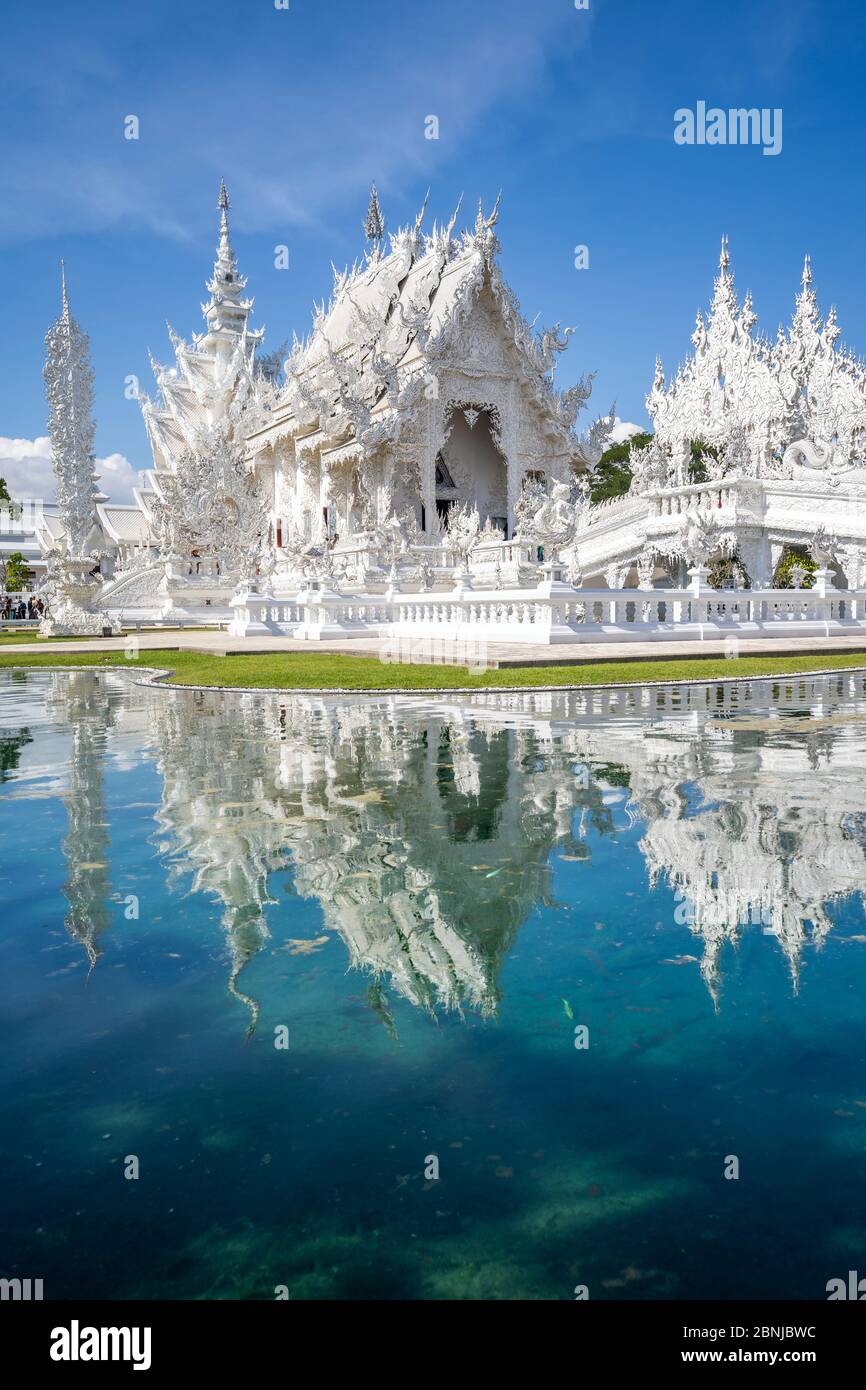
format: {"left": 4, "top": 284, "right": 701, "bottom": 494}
{"left": 0, "top": 477, "right": 11, "bottom": 505}
{"left": 774, "top": 547, "right": 818, "bottom": 590}
{"left": 592, "top": 762, "right": 631, "bottom": 789}
{"left": 3, "top": 552, "right": 29, "bottom": 593}
{"left": 688, "top": 439, "right": 721, "bottom": 484}
{"left": 0, "top": 727, "right": 33, "bottom": 782}
{"left": 708, "top": 551, "right": 751, "bottom": 589}
{"left": 588, "top": 434, "right": 720, "bottom": 503}
{"left": 589, "top": 432, "right": 653, "bottom": 504}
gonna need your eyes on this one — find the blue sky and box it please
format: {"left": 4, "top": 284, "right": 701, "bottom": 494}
{"left": 1, "top": 0, "right": 863, "bottom": 500}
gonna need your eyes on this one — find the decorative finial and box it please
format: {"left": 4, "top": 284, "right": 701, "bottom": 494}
{"left": 802, "top": 253, "right": 812, "bottom": 287}
{"left": 719, "top": 235, "right": 730, "bottom": 271}
{"left": 475, "top": 190, "right": 503, "bottom": 237}
{"left": 444, "top": 193, "right": 464, "bottom": 243}
{"left": 214, "top": 179, "right": 235, "bottom": 269}
{"left": 364, "top": 182, "right": 385, "bottom": 247}
{"left": 413, "top": 188, "right": 430, "bottom": 236}
{"left": 60, "top": 258, "right": 70, "bottom": 317}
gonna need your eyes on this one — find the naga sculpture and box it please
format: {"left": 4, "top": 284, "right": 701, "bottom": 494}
{"left": 782, "top": 438, "right": 863, "bottom": 486}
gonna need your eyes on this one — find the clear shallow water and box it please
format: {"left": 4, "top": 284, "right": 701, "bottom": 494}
{"left": 2, "top": 668, "right": 866, "bottom": 1301}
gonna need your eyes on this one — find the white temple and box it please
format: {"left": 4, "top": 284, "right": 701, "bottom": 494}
{"left": 37, "top": 186, "right": 866, "bottom": 645}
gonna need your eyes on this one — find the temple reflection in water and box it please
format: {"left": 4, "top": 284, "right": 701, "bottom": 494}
{"left": 32, "top": 668, "right": 866, "bottom": 1023}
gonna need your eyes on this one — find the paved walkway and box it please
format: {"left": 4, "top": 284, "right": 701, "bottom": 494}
{"left": 5, "top": 628, "right": 866, "bottom": 668}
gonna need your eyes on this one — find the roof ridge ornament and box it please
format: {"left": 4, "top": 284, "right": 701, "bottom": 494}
{"left": 444, "top": 193, "right": 463, "bottom": 245}
{"left": 473, "top": 191, "right": 502, "bottom": 255}
{"left": 413, "top": 188, "right": 430, "bottom": 238}
{"left": 364, "top": 181, "right": 385, "bottom": 252}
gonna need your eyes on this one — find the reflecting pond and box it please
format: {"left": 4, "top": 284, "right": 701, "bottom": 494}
{"left": 2, "top": 667, "right": 866, "bottom": 1299}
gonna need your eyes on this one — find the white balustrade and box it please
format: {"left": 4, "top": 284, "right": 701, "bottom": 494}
{"left": 224, "top": 574, "right": 866, "bottom": 645}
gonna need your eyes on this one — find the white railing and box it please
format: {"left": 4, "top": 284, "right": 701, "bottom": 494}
{"left": 649, "top": 482, "right": 739, "bottom": 517}
{"left": 228, "top": 574, "right": 866, "bottom": 645}
{"left": 468, "top": 538, "right": 538, "bottom": 566}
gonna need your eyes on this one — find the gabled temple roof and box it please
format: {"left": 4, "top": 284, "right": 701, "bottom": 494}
{"left": 95, "top": 504, "right": 150, "bottom": 545}
{"left": 250, "top": 190, "right": 594, "bottom": 457}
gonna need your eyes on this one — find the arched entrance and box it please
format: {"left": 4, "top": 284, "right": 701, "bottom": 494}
{"left": 435, "top": 402, "right": 508, "bottom": 534}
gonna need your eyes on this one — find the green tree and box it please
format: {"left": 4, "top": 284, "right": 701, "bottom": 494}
{"left": 0, "top": 727, "right": 33, "bottom": 783}
{"left": 0, "top": 477, "right": 22, "bottom": 522}
{"left": 773, "top": 547, "right": 818, "bottom": 589}
{"left": 709, "top": 551, "right": 751, "bottom": 589}
{"left": 688, "top": 439, "right": 721, "bottom": 483}
{"left": 3, "top": 552, "right": 29, "bottom": 593}
{"left": 589, "top": 432, "right": 653, "bottom": 503}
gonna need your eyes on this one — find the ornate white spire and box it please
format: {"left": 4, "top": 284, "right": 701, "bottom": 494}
{"left": 43, "top": 261, "right": 99, "bottom": 558}
{"left": 711, "top": 233, "right": 739, "bottom": 318}
{"left": 363, "top": 181, "right": 385, "bottom": 250}
{"left": 40, "top": 265, "right": 118, "bottom": 636}
{"left": 791, "top": 251, "right": 820, "bottom": 339}
{"left": 60, "top": 256, "right": 70, "bottom": 317}
{"left": 201, "top": 180, "right": 260, "bottom": 352}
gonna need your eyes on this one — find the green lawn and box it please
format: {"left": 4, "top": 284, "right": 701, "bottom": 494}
{"left": 2, "top": 646, "right": 866, "bottom": 690}
{"left": 0, "top": 632, "right": 97, "bottom": 644}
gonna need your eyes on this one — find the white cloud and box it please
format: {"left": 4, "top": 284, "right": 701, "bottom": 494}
{"left": 609, "top": 419, "right": 645, "bottom": 445}
{"left": 0, "top": 436, "right": 140, "bottom": 504}
{"left": 95, "top": 452, "right": 142, "bottom": 500}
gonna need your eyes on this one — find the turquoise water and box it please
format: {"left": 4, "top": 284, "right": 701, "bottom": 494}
{"left": 2, "top": 667, "right": 866, "bottom": 1300}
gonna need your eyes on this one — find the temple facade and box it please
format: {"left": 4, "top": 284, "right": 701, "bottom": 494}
{"left": 85, "top": 184, "right": 606, "bottom": 627}
{"left": 248, "top": 189, "right": 596, "bottom": 549}
{"left": 36, "top": 185, "right": 866, "bottom": 644}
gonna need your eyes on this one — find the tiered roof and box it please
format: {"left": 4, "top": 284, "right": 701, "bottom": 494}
{"left": 140, "top": 182, "right": 266, "bottom": 476}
